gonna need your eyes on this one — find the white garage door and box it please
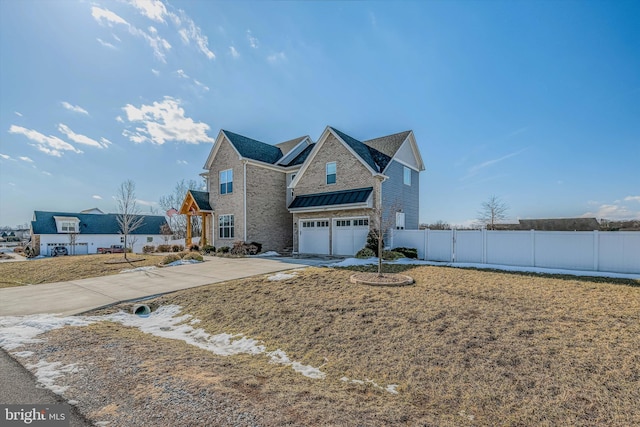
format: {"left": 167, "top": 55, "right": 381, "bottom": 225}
{"left": 299, "top": 219, "right": 330, "bottom": 255}
{"left": 332, "top": 218, "right": 369, "bottom": 256}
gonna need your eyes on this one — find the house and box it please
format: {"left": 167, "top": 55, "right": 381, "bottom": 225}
{"left": 181, "top": 126, "right": 424, "bottom": 256}
{"left": 30, "top": 210, "right": 170, "bottom": 256}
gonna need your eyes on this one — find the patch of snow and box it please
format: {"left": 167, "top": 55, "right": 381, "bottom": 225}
{"left": 267, "top": 271, "right": 297, "bottom": 281}
{"left": 166, "top": 259, "right": 202, "bottom": 267}
{"left": 12, "top": 350, "right": 34, "bottom": 358}
{"left": 189, "top": 318, "right": 201, "bottom": 325}
{"left": 340, "top": 376, "right": 398, "bottom": 394}
{"left": 0, "top": 314, "right": 93, "bottom": 351}
{"left": 327, "top": 258, "right": 640, "bottom": 280}
{"left": 26, "top": 360, "right": 79, "bottom": 395}
{"left": 255, "top": 251, "right": 280, "bottom": 257}
{"left": 68, "top": 400, "right": 79, "bottom": 405}
{"left": 120, "top": 266, "right": 157, "bottom": 273}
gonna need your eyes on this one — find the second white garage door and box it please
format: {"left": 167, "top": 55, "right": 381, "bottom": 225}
{"left": 332, "top": 218, "right": 369, "bottom": 256}
{"left": 299, "top": 219, "right": 330, "bottom": 255}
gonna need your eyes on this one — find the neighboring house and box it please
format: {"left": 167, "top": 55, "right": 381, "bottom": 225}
{"left": 30, "top": 211, "right": 169, "bottom": 256}
{"left": 182, "top": 126, "right": 424, "bottom": 256}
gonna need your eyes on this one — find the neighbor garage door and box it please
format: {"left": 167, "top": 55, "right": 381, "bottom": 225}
{"left": 299, "top": 219, "right": 330, "bottom": 255}
{"left": 332, "top": 218, "right": 369, "bottom": 256}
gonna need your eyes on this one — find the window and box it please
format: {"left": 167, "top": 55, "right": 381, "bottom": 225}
{"left": 353, "top": 219, "right": 369, "bottom": 227}
{"left": 336, "top": 220, "right": 351, "bottom": 227}
{"left": 403, "top": 166, "right": 411, "bottom": 186}
{"left": 219, "top": 169, "right": 233, "bottom": 194}
{"left": 147, "top": 237, "right": 153, "bottom": 243}
{"left": 61, "top": 221, "right": 77, "bottom": 232}
{"left": 302, "top": 221, "right": 315, "bottom": 228}
{"left": 219, "top": 215, "right": 234, "bottom": 238}
{"left": 326, "top": 162, "right": 336, "bottom": 185}
{"left": 316, "top": 220, "right": 329, "bottom": 227}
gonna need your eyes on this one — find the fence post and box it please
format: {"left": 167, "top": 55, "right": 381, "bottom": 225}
{"left": 424, "top": 228, "right": 429, "bottom": 261}
{"left": 531, "top": 229, "right": 536, "bottom": 267}
{"left": 593, "top": 230, "right": 599, "bottom": 271}
{"left": 389, "top": 228, "right": 394, "bottom": 250}
{"left": 482, "top": 228, "right": 487, "bottom": 264}
{"left": 451, "top": 229, "right": 456, "bottom": 263}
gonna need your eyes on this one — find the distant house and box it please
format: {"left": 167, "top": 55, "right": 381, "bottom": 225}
{"left": 30, "top": 211, "right": 169, "bottom": 256}
{"left": 181, "top": 126, "right": 425, "bottom": 255}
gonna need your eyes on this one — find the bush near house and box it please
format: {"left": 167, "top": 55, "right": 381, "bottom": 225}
{"left": 391, "top": 247, "right": 418, "bottom": 259}
{"left": 355, "top": 248, "right": 376, "bottom": 259}
{"left": 162, "top": 254, "right": 182, "bottom": 264}
{"left": 217, "top": 246, "right": 230, "bottom": 254}
{"left": 201, "top": 245, "right": 215, "bottom": 255}
{"left": 249, "top": 242, "right": 263, "bottom": 253}
{"left": 230, "top": 241, "right": 260, "bottom": 256}
{"left": 189, "top": 244, "right": 200, "bottom": 252}
{"left": 142, "top": 245, "right": 156, "bottom": 254}
{"left": 156, "top": 244, "right": 172, "bottom": 253}
{"left": 382, "top": 250, "right": 404, "bottom": 260}
{"left": 183, "top": 252, "right": 204, "bottom": 262}
{"left": 172, "top": 244, "right": 184, "bottom": 252}
{"left": 366, "top": 230, "right": 382, "bottom": 253}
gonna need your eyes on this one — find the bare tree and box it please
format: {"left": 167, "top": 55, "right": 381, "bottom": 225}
{"left": 160, "top": 223, "right": 172, "bottom": 244}
{"left": 159, "top": 179, "right": 202, "bottom": 239}
{"left": 427, "top": 220, "right": 451, "bottom": 230}
{"left": 477, "top": 195, "right": 509, "bottom": 230}
{"left": 369, "top": 196, "right": 402, "bottom": 277}
{"left": 67, "top": 232, "right": 79, "bottom": 255}
{"left": 116, "top": 180, "right": 144, "bottom": 260}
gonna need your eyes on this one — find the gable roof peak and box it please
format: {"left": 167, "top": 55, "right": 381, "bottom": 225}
{"left": 221, "top": 129, "right": 283, "bottom": 164}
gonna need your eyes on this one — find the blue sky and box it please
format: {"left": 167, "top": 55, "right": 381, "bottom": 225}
{"left": 1, "top": 0, "right": 639, "bottom": 228}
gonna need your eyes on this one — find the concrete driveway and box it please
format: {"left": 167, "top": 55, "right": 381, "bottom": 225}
{"left": 0, "top": 256, "right": 322, "bottom": 316}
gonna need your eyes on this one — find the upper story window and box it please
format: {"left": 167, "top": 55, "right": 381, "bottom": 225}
{"left": 61, "top": 221, "right": 77, "bottom": 232}
{"left": 54, "top": 216, "right": 80, "bottom": 233}
{"left": 326, "top": 162, "right": 336, "bottom": 185}
{"left": 403, "top": 166, "right": 411, "bottom": 186}
{"left": 220, "top": 169, "right": 233, "bottom": 194}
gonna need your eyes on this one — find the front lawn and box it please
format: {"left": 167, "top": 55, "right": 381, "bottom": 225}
{"left": 22, "top": 265, "right": 640, "bottom": 426}
{"left": 0, "top": 254, "right": 160, "bottom": 287}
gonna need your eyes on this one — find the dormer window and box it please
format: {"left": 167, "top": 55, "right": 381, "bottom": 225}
{"left": 53, "top": 216, "right": 80, "bottom": 233}
{"left": 326, "top": 162, "right": 336, "bottom": 185}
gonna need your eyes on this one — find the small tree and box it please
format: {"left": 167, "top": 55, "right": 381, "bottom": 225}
{"left": 160, "top": 223, "right": 172, "bottom": 244}
{"left": 67, "top": 232, "right": 78, "bottom": 255}
{"left": 116, "top": 180, "right": 144, "bottom": 260}
{"left": 477, "top": 195, "right": 509, "bottom": 230}
{"left": 369, "top": 191, "right": 402, "bottom": 276}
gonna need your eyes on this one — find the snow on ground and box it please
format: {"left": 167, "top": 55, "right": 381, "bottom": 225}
{"left": 340, "top": 376, "right": 398, "bottom": 394}
{"left": 328, "top": 257, "right": 640, "bottom": 280}
{"left": 165, "top": 259, "right": 203, "bottom": 267}
{"left": 267, "top": 271, "right": 298, "bottom": 281}
{"left": 254, "top": 251, "right": 280, "bottom": 257}
{"left": 120, "top": 266, "right": 157, "bottom": 273}
{"left": 0, "top": 304, "right": 326, "bottom": 396}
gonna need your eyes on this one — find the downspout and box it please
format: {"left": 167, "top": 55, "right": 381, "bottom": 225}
{"left": 243, "top": 161, "right": 247, "bottom": 242}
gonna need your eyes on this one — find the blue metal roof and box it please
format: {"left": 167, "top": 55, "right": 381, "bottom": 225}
{"left": 222, "top": 130, "right": 283, "bottom": 164}
{"left": 31, "top": 211, "right": 169, "bottom": 235}
{"left": 289, "top": 187, "right": 373, "bottom": 209}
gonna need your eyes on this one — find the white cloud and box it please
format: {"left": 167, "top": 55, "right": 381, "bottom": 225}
{"left": 101, "top": 137, "right": 113, "bottom": 146}
{"left": 57, "top": 124, "right": 108, "bottom": 148}
{"left": 582, "top": 202, "right": 640, "bottom": 220}
{"left": 176, "top": 159, "right": 188, "bottom": 165}
{"left": 116, "top": 116, "right": 125, "bottom": 123}
{"left": 61, "top": 101, "right": 89, "bottom": 115}
{"left": 92, "top": 195, "right": 103, "bottom": 200}
{"left": 461, "top": 148, "right": 527, "bottom": 181}
{"left": 267, "top": 52, "right": 286, "bottom": 63}
{"left": 113, "top": 34, "right": 122, "bottom": 42}
{"left": 97, "top": 38, "right": 117, "bottom": 49}
{"left": 121, "top": 97, "right": 214, "bottom": 145}
{"left": 176, "top": 69, "right": 189, "bottom": 78}
{"left": 624, "top": 196, "right": 640, "bottom": 203}
{"left": 0, "top": 153, "right": 12, "bottom": 160}
{"left": 8, "top": 125, "right": 82, "bottom": 157}
{"left": 42, "top": 171, "right": 52, "bottom": 176}
{"left": 14, "top": 112, "right": 22, "bottom": 117}
{"left": 151, "top": 68, "right": 160, "bottom": 76}
{"left": 18, "top": 156, "right": 34, "bottom": 163}
{"left": 229, "top": 46, "right": 239, "bottom": 58}
{"left": 193, "top": 79, "right": 209, "bottom": 92}
{"left": 128, "top": 0, "right": 168, "bottom": 23}
{"left": 247, "top": 29, "right": 258, "bottom": 48}
{"left": 136, "top": 199, "right": 157, "bottom": 206}
{"left": 91, "top": 6, "right": 171, "bottom": 62}
{"left": 174, "top": 10, "right": 215, "bottom": 59}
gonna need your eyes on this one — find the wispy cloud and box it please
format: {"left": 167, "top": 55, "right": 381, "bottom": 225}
{"left": 14, "top": 112, "right": 22, "bottom": 117}
{"left": 176, "top": 69, "right": 189, "bottom": 78}
{"left": 151, "top": 68, "right": 160, "bottom": 76}
{"left": 193, "top": 79, "right": 209, "bottom": 92}
{"left": 176, "top": 69, "right": 209, "bottom": 92}
{"left": 8, "top": 125, "right": 82, "bottom": 157}
{"left": 247, "top": 30, "right": 258, "bottom": 48}
{"left": 91, "top": 6, "right": 171, "bottom": 62}
{"left": 174, "top": 10, "right": 215, "bottom": 59}
{"left": 267, "top": 52, "right": 286, "bottom": 64}
{"left": 92, "top": 195, "right": 103, "bottom": 200}
{"left": 505, "top": 127, "right": 528, "bottom": 140}
{"left": 18, "top": 156, "right": 34, "bottom": 163}
{"left": 121, "top": 96, "right": 214, "bottom": 145}
{"left": 136, "top": 199, "right": 157, "bottom": 207}
{"left": 229, "top": 46, "right": 239, "bottom": 58}
{"left": 115, "top": 116, "right": 125, "bottom": 123}
{"left": 42, "top": 171, "right": 52, "bottom": 176}
{"left": 463, "top": 148, "right": 527, "bottom": 180}
{"left": 176, "top": 159, "right": 188, "bottom": 165}
{"left": 624, "top": 195, "right": 640, "bottom": 203}
{"left": 61, "top": 101, "right": 89, "bottom": 115}
{"left": 57, "top": 124, "right": 109, "bottom": 148}
{"left": 582, "top": 197, "right": 640, "bottom": 220}
{"left": 128, "top": 0, "right": 167, "bottom": 23}
{"left": 0, "top": 153, "right": 12, "bottom": 160}
{"left": 97, "top": 38, "right": 117, "bottom": 49}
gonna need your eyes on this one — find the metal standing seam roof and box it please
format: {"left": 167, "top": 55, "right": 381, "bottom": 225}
{"left": 222, "top": 130, "right": 284, "bottom": 164}
{"left": 31, "top": 211, "right": 169, "bottom": 235}
{"left": 288, "top": 187, "right": 373, "bottom": 209}
{"left": 188, "top": 190, "right": 212, "bottom": 211}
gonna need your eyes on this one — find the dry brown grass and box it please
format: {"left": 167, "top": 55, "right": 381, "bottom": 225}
{"left": 0, "top": 254, "right": 160, "bottom": 287}
{"left": 62, "top": 265, "right": 640, "bottom": 426}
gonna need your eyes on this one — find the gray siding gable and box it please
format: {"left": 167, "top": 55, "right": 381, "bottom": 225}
{"left": 381, "top": 161, "right": 419, "bottom": 229}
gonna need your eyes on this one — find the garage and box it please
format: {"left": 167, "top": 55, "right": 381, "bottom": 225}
{"left": 298, "top": 219, "right": 330, "bottom": 255}
{"left": 332, "top": 217, "right": 369, "bottom": 256}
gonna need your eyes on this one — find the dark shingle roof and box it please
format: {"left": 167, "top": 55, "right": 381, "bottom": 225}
{"left": 329, "top": 127, "right": 391, "bottom": 173}
{"left": 222, "top": 130, "right": 283, "bottom": 164}
{"left": 31, "top": 211, "right": 169, "bottom": 235}
{"left": 289, "top": 187, "right": 373, "bottom": 209}
{"left": 281, "top": 143, "right": 315, "bottom": 167}
{"left": 363, "top": 130, "right": 411, "bottom": 158}
{"left": 189, "top": 190, "right": 212, "bottom": 211}
{"left": 275, "top": 136, "right": 307, "bottom": 156}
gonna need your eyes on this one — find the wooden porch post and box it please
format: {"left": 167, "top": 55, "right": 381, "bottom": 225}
{"left": 201, "top": 213, "right": 207, "bottom": 246}
{"left": 186, "top": 214, "right": 192, "bottom": 247}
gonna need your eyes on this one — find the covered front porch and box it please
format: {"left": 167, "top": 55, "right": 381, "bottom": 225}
{"left": 179, "top": 190, "right": 213, "bottom": 247}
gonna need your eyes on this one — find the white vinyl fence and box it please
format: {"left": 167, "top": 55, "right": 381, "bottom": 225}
{"left": 390, "top": 229, "right": 640, "bottom": 274}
